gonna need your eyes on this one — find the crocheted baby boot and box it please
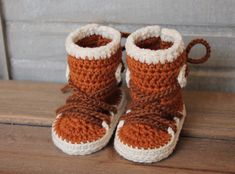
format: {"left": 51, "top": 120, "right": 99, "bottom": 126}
{"left": 114, "top": 26, "right": 210, "bottom": 163}
{"left": 52, "top": 24, "right": 127, "bottom": 155}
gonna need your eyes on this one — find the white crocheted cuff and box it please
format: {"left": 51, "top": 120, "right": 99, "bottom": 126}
{"left": 177, "top": 64, "right": 187, "bottom": 88}
{"left": 65, "top": 24, "right": 121, "bottom": 60}
{"left": 125, "top": 25, "right": 184, "bottom": 64}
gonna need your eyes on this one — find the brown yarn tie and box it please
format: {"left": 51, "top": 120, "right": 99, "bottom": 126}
{"left": 122, "top": 82, "right": 181, "bottom": 132}
{"left": 56, "top": 31, "right": 130, "bottom": 127}
{"left": 122, "top": 38, "right": 211, "bottom": 133}
{"left": 56, "top": 80, "right": 118, "bottom": 127}
{"left": 57, "top": 32, "right": 211, "bottom": 131}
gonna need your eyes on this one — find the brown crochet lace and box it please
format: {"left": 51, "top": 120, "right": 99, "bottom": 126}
{"left": 56, "top": 33, "right": 128, "bottom": 130}
{"left": 56, "top": 79, "right": 119, "bottom": 126}
{"left": 122, "top": 37, "right": 211, "bottom": 134}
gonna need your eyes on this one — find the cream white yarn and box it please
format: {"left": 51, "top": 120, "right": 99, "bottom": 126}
{"left": 115, "top": 63, "right": 123, "bottom": 83}
{"left": 52, "top": 89, "right": 127, "bottom": 155}
{"left": 125, "top": 25, "right": 184, "bottom": 65}
{"left": 65, "top": 24, "right": 121, "bottom": 60}
{"left": 177, "top": 64, "right": 187, "bottom": 88}
{"left": 114, "top": 105, "right": 186, "bottom": 163}
{"left": 65, "top": 24, "right": 122, "bottom": 81}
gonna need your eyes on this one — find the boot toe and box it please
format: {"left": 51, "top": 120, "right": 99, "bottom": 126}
{"left": 53, "top": 115, "right": 106, "bottom": 144}
{"left": 118, "top": 122, "right": 172, "bottom": 149}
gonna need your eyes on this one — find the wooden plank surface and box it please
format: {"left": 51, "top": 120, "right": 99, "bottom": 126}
{"left": 0, "top": 80, "right": 234, "bottom": 140}
{"left": 0, "top": 80, "right": 66, "bottom": 125}
{"left": 0, "top": 80, "right": 234, "bottom": 173}
{"left": 0, "top": 124, "right": 234, "bottom": 174}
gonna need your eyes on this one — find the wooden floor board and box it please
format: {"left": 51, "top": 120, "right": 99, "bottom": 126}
{"left": 0, "top": 80, "right": 234, "bottom": 173}
{"left": 0, "top": 124, "right": 234, "bottom": 174}
{"left": 0, "top": 80, "right": 234, "bottom": 140}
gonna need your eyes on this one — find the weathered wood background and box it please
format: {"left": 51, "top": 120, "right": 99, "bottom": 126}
{"left": 0, "top": 0, "right": 235, "bottom": 92}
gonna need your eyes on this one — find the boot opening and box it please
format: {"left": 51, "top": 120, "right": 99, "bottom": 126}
{"left": 136, "top": 37, "right": 173, "bottom": 51}
{"left": 76, "top": 35, "right": 111, "bottom": 48}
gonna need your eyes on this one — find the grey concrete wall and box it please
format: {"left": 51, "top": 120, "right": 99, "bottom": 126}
{"left": 0, "top": 0, "right": 235, "bottom": 92}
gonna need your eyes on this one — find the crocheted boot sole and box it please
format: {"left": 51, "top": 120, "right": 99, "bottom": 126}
{"left": 114, "top": 105, "right": 186, "bottom": 163}
{"left": 52, "top": 89, "right": 127, "bottom": 155}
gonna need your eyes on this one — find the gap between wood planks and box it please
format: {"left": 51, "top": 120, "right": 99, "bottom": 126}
{"left": 0, "top": 122, "right": 234, "bottom": 143}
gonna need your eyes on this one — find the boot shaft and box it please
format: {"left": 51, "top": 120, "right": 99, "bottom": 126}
{"left": 125, "top": 26, "right": 186, "bottom": 110}
{"left": 65, "top": 24, "right": 122, "bottom": 96}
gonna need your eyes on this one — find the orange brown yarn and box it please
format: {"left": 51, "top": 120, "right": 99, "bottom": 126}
{"left": 118, "top": 37, "right": 210, "bottom": 149}
{"left": 136, "top": 37, "right": 173, "bottom": 50}
{"left": 68, "top": 35, "right": 122, "bottom": 96}
{"left": 76, "top": 34, "right": 111, "bottom": 48}
{"left": 54, "top": 35, "right": 122, "bottom": 144}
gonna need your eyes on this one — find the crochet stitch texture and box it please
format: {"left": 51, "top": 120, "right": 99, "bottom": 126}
{"left": 114, "top": 25, "right": 211, "bottom": 163}
{"left": 52, "top": 24, "right": 127, "bottom": 155}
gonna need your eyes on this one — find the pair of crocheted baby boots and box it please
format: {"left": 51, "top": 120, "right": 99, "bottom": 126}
{"left": 52, "top": 24, "right": 210, "bottom": 163}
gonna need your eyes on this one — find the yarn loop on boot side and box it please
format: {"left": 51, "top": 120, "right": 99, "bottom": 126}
{"left": 119, "top": 35, "right": 211, "bottom": 149}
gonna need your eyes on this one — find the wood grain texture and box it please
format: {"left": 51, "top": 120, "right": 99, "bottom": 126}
{"left": 0, "top": 80, "right": 66, "bottom": 126}
{"left": 2, "top": 0, "right": 235, "bottom": 26}
{"left": 0, "top": 4, "right": 9, "bottom": 79}
{"left": 0, "top": 124, "right": 234, "bottom": 174}
{"left": 0, "top": 80, "right": 234, "bottom": 141}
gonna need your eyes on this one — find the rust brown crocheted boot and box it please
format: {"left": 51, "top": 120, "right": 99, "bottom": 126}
{"left": 114, "top": 26, "right": 211, "bottom": 163}
{"left": 52, "top": 24, "right": 127, "bottom": 155}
